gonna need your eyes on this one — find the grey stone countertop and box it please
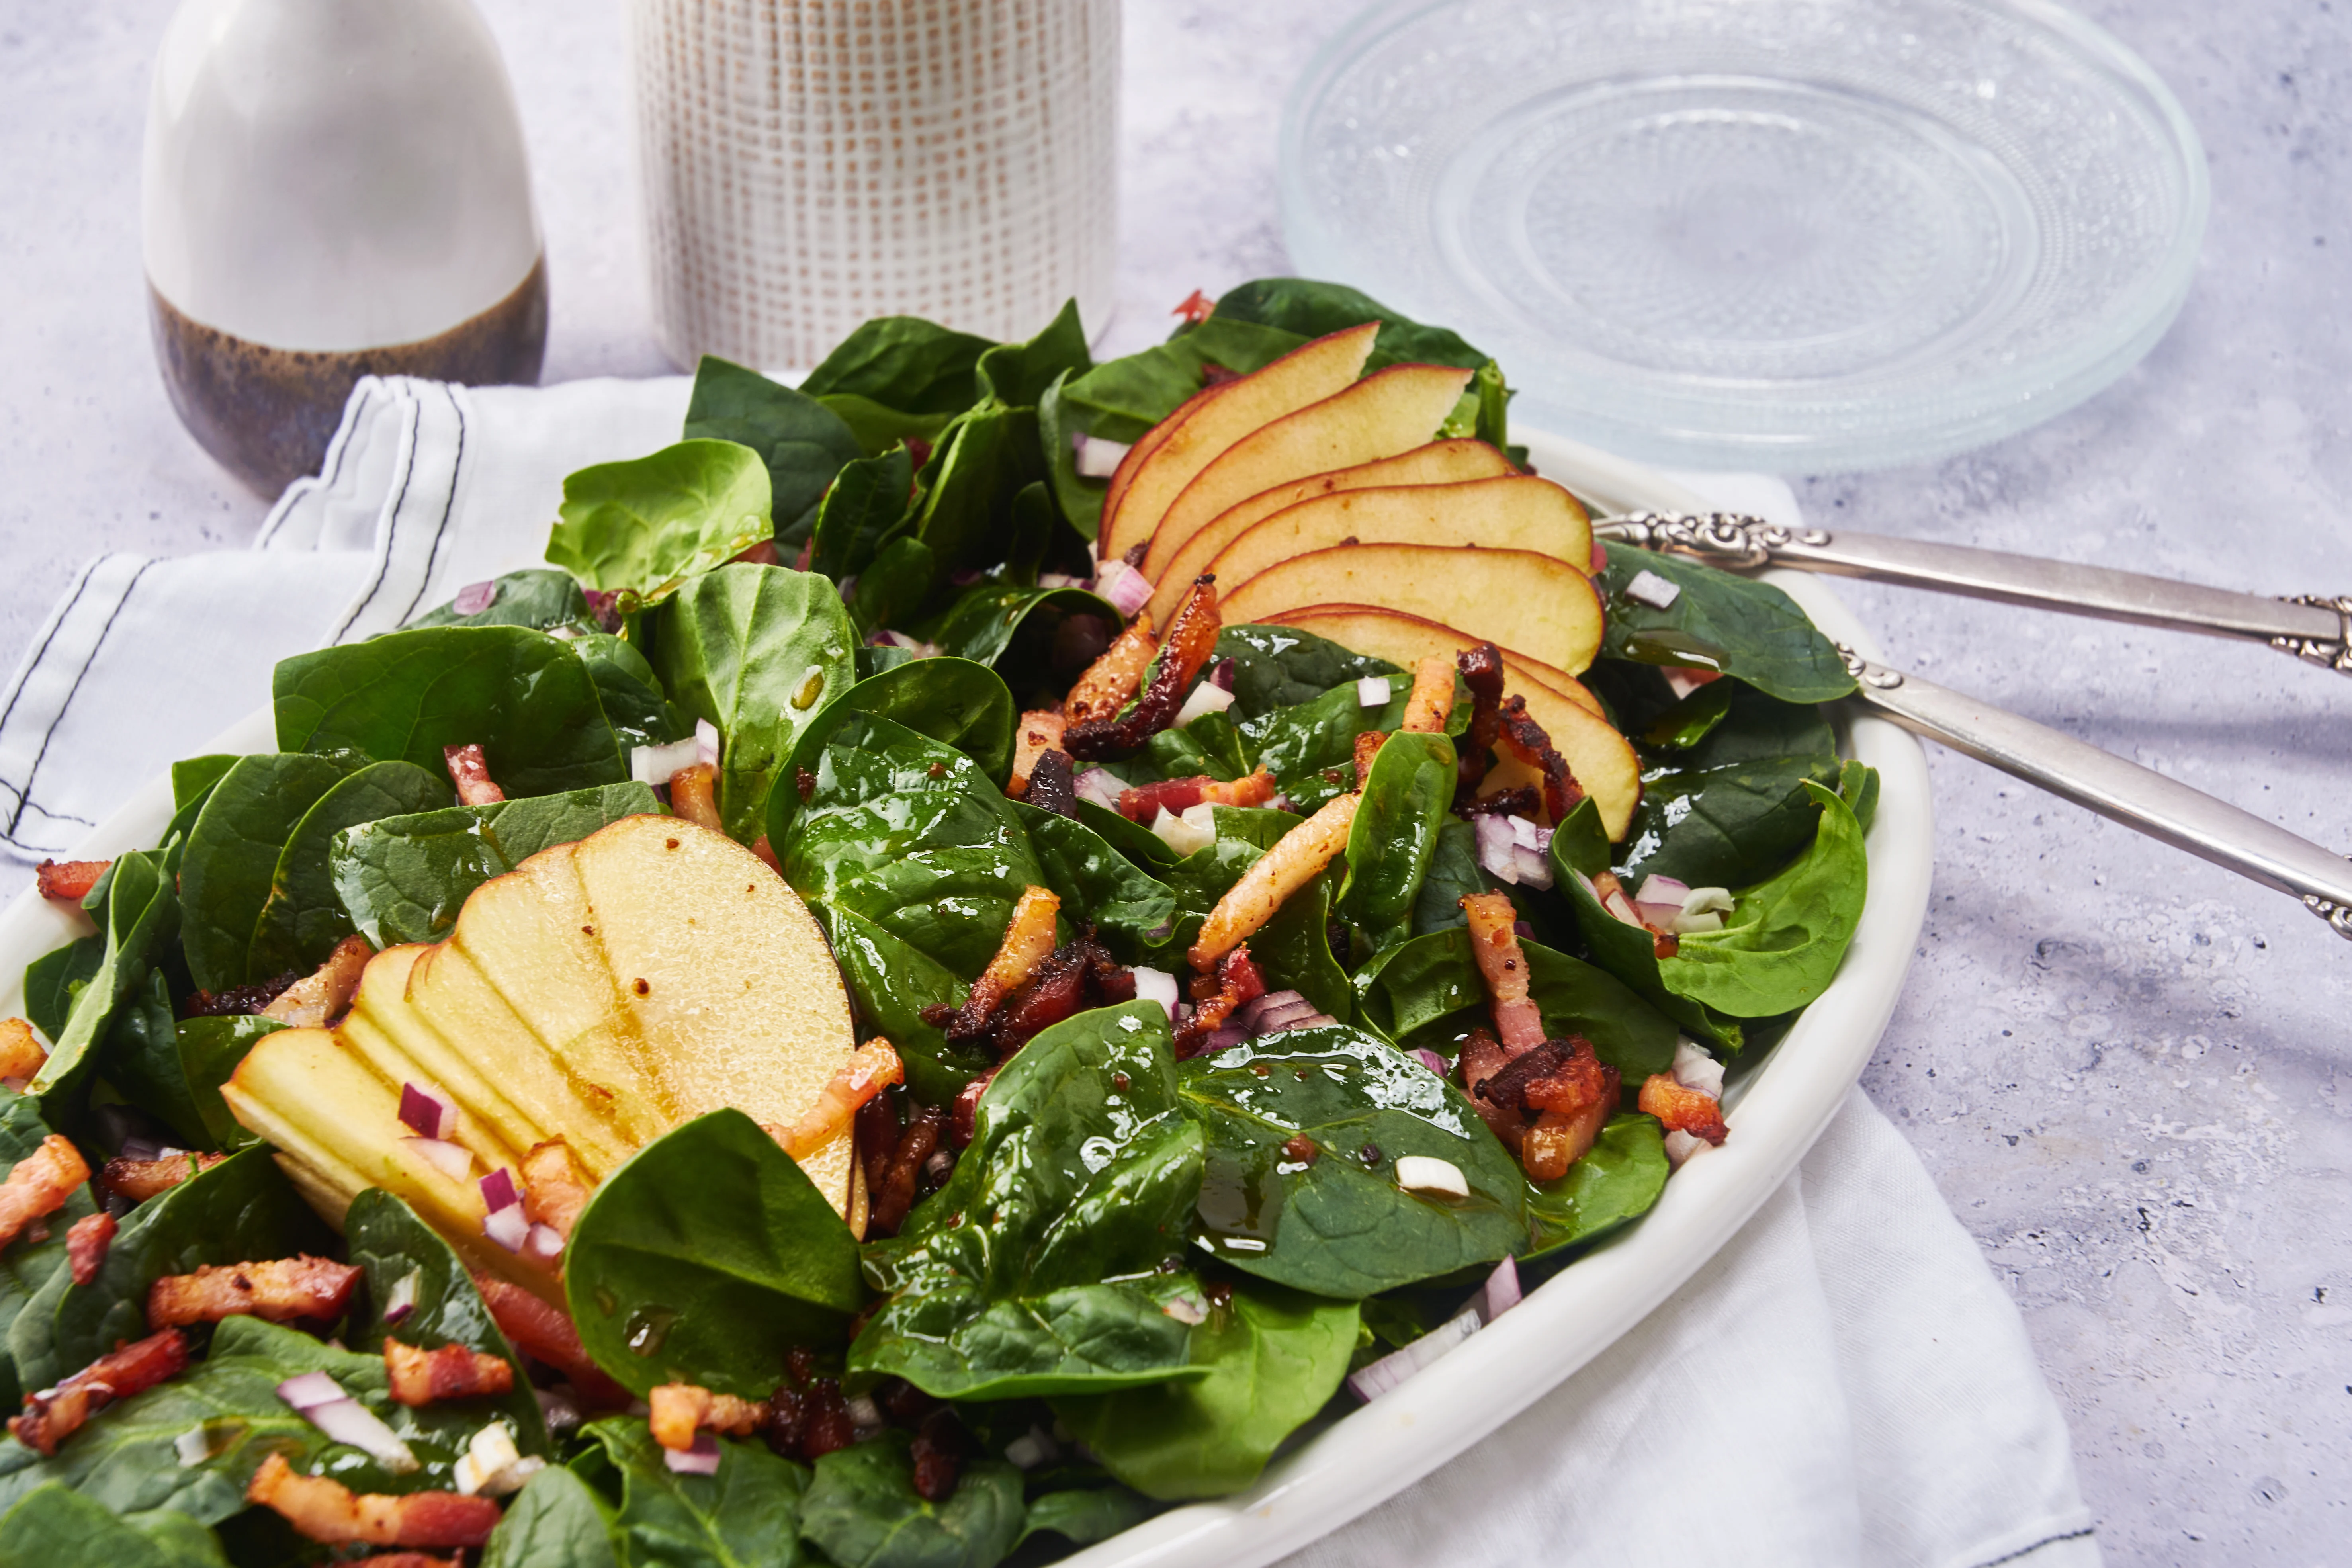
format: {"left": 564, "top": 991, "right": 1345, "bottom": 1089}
{"left": 3, "top": 1, "right": 2347, "bottom": 1560}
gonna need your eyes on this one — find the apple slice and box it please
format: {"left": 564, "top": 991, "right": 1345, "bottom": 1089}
{"left": 1100, "top": 380, "right": 1221, "bottom": 527}
{"left": 1472, "top": 683, "right": 1644, "bottom": 841}
{"left": 1096, "top": 323, "right": 1378, "bottom": 567}
{"left": 1260, "top": 605, "right": 1605, "bottom": 719}
{"left": 1220, "top": 543, "right": 1605, "bottom": 675}
{"left": 1140, "top": 364, "right": 1474, "bottom": 604}
{"left": 1143, "top": 439, "right": 1515, "bottom": 628}
{"left": 1206, "top": 476, "right": 1592, "bottom": 603}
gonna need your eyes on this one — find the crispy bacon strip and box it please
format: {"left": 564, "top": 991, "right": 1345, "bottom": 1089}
{"left": 261, "top": 934, "right": 375, "bottom": 1028}
{"left": 1453, "top": 642, "right": 1507, "bottom": 799}
{"left": 7, "top": 1328, "right": 188, "bottom": 1455}
{"left": 0, "top": 1134, "right": 89, "bottom": 1249}
{"left": 100, "top": 1150, "right": 226, "bottom": 1203}
{"left": 35, "top": 859, "right": 109, "bottom": 905}
{"left": 1493, "top": 695, "right": 1585, "bottom": 824}
{"left": 1189, "top": 792, "right": 1359, "bottom": 973}
{"left": 66, "top": 1210, "right": 115, "bottom": 1285}
{"left": 472, "top": 1273, "right": 631, "bottom": 1407}
{"left": 1351, "top": 731, "right": 1386, "bottom": 789}
{"left": 928, "top": 886, "right": 1061, "bottom": 1042}
{"left": 384, "top": 1339, "right": 516, "bottom": 1406}
{"left": 147, "top": 1255, "right": 362, "bottom": 1327}
{"left": 1460, "top": 891, "right": 1546, "bottom": 1051}
{"left": 0, "top": 1017, "right": 47, "bottom": 1085}
{"left": 950, "top": 1067, "right": 998, "bottom": 1148}
{"left": 1008, "top": 710, "right": 1069, "bottom": 800}
{"left": 869, "top": 1105, "right": 946, "bottom": 1237}
{"left": 442, "top": 744, "right": 504, "bottom": 806}
{"left": 520, "top": 1139, "right": 596, "bottom": 1240}
{"left": 185, "top": 972, "right": 300, "bottom": 1018}
{"left": 1638, "top": 1073, "right": 1729, "bottom": 1145}
{"left": 1064, "top": 613, "right": 1158, "bottom": 727}
{"left": 1116, "top": 768, "right": 1279, "bottom": 824}
{"left": 1027, "top": 749, "right": 1078, "bottom": 819}
{"left": 773, "top": 1039, "right": 906, "bottom": 1160}
{"left": 667, "top": 762, "right": 723, "bottom": 833}
{"left": 984, "top": 934, "right": 1136, "bottom": 1058}
{"left": 247, "top": 1452, "right": 499, "bottom": 1549}
{"left": 1066, "top": 579, "right": 1222, "bottom": 759}
{"left": 1456, "top": 1030, "right": 1521, "bottom": 1149}
{"left": 1399, "top": 655, "right": 1455, "bottom": 735}
{"left": 1519, "top": 1041, "right": 1619, "bottom": 1180}
{"left": 1173, "top": 946, "right": 1267, "bottom": 1059}
{"left": 650, "top": 1381, "right": 770, "bottom": 1450}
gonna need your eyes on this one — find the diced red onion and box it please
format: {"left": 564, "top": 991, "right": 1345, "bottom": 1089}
{"left": 526, "top": 1223, "right": 566, "bottom": 1262}
{"left": 949, "top": 567, "right": 986, "bottom": 588}
{"left": 664, "top": 1433, "right": 722, "bottom": 1474}
{"left": 1474, "top": 815, "right": 1521, "bottom": 886}
{"left": 632, "top": 737, "right": 702, "bottom": 786}
{"left": 1235, "top": 989, "right": 1303, "bottom": 1031}
{"left": 276, "top": 1371, "right": 343, "bottom": 1411}
{"left": 1093, "top": 557, "right": 1153, "bottom": 618}
{"left": 1073, "top": 767, "right": 1126, "bottom": 812}
{"left": 1411, "top": 1048, "right": 1450, "bottom": 1076}
{"left": 1250, "top": 998, "right": 1322, "bottom": 1035}
{"left": 381, "top": 1267, "right": 421, "bottom": 1327}
{"left": 479, "top": 1167, "right": 520, "bottom": 1213}
{"left": 397, "top": 1081, "right": 456, "bottom": 1141}
{"left": 1662, "top": 665, "right": 1721, "bottom": 701}
{"left": 483, "top": 1205, "right": 530, "bottom": 1253}
{"left": 839, "top": 576, "right": 859, "bottom": 604}
{"left": 1346, "top": 1309, "right": 1481, "bottom": 1402}
{"left": 1590, "top": 541, "right": 1609, "bottom": 573}
{"left": 1202, "top": 1026, "right": 1248, "bottom": 1055}
{"left": 1663, "top": 1128, "right": 1709, "bottom": 1169}
{"left": 1037, "top": 572, "right": 1093, "bottom": 590}
{"left": 1512, "top": 844, "right": 1554, "bottom": 890}
{"left": 1625, "top": 569, "right": 1681, "bottom": 609}
{"left": 1633, "top": 874, "right": 1691, "bottom": 906}
{"left": 694, "top": 718, "right": 721, "bottom": 770}
{"left": 452, "top": 580, "right": 497, "bottom": 616}
{"left": 401, "top": 1136, "right": 473, "bottom": 1183}
{"left": 1130, "top": 967, "right": 1179, "bottom": 1021}
{"left": 117, "top": 1135, "right": 162, "bottom": 1164}
{"left": 534, "top": 1386, "right": 582, "bottom": 1433}
{"left": 1209, "top": 657, "right": 1236, "bottom": 692}
{"left": 1477, "top": 1255, "right": 1521, "bottom": 1321}
{"left": 1356, "top": 675, "right": 1392, "bottom": 708}
{"left": 1635, "top": 901, "right": 1686, "bottom": 929}
{"left": 1174, "top": 680, "right": 1236, "bottom": 727}
{"left": 1073, "top": 434, "right": 1131, "bottom": 479}
{"left": 278, "top": 1373, "right": 418, "bottom": 1473}
{"left": 1513, "top": 920, "right": 1535, "bottom": 938}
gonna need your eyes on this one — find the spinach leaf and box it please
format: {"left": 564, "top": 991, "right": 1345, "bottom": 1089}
{"left": 1617, "top": 682, "right": 1842, "bottom": 890}
{"left": 0, "top": 1091, "right": 96, "bottom": 1407}
{"left": 1237, "top": 681, "right": 1406, "bottom": 812}
{"left": 1059, "top": 318, "right": 1307, "bottom": 444}
{"left": 819, "top": 908, "right": 988, "bottom": 1105}
{"left": 1524, "top": 1114, "right": 1668, "bottom": 1260}
{"left": 1053, "top": 1279, "right": 1356, "bottom": 1500}
{"left": 21, "top": 939, "right": 100, "bottom": 1046}
{"left": 1547, "top": 801, "right": 1744, "bottom": 1050}
{"left": 1337, "top": 731, "right": 1454, "bottom": 948}
{"left": 1036, "top": 371, "right": 1107, "bottom": 540}
{"left": 1209, "top": 277, "right": 1490, "bottom": 372}
{"left": 344, "top": 1188, "right": 547, "bottom": 1450}
{"left": 851, "top": 1003, "right": 1207, "bottom": 1400}
{"left": 799, "top": 317, "right": 996, "bottom": 416}
{"left": 911, "top": 404, "right": 1045, "bottom": 581}
{"left": 1178, "top": 1025, "right": 1525, "bottom": 1297}
{"left": 811, "top": 446, "right": 916, "bottom": 581}
{"left": 1249, "top": 868, "right": 1351, "bottom": 1021}
{"left": 1654, "top": 779, "right": 1867, "bottom": 1017}
{"left": 1351, "top": 928, "right": 1678, "bottom": 1080}
{"left": 849, "top": 535, "right": 939, "bottom": 637}
{"left": 546, "top": 439, "right": 774, "bottom": 608}
{"left": 178, "top": 753, "right": 362, "bottom": 993}
{"left": 481, "top": 1463, "right": 622, "bottom": 1568}
{"left": 32, "top": 852, "right": 180, "bottom": 1118}
{"left": 781, "top": 659, "right": 1019, "bottom": 801}
{"left": 1017, "top": 1484, "right": 1149, "bottom": 1549}
{"left": 922, "top": 582, "right": 1118, "bottom": 673}
{"left": 99, "top": 973, "right": 219, "bottom": 1152}
{"left": 583, "top": 1416, "right": 807, "bottom": 1568}
{"left": 817, "top": 396, "right": 958, "bottom": 461}
{"left": 575, "top": 631, "right": 692, "bottom": 752}
{"left": 275, "top": 625, "right": 630, "bottom": 799}
{"left": 329, "top": 782, "right": 661, "bottom": 948}
{"left": 175, "top": 1017, "right": 280, "bottom": 1152}
{"left": 1409, "top": 818, "right": 1503, "bottom": 938}
{"left": 1214, "top": 624, "right": 1400, "bottom": 719}
{"left": 567, "top": 1109, "right": 864, "bottom": 1399}
{"left": 647, "top": 564, "right": 860, "bottom": 840}
{"left": 1074, "top": 799, "right": 1181, "bottom": 869}
{"left": 248, "top": 760, "right": 452, "bottom": 977}
{"left": 162, "top": 755, "right": 239, "bottom": 876}
{"left": 0, "top": 1484, "right": 229, "bottom": 1568}
{"left": 1009, "top": 799, "right": 1180, "bottom": 960}
{"left": 1596, "top": 546, "right": 1854, "bottom": 704}
{"left": 801, "top": 1435, "right": 1024, "bottom": 1568}
{"left": 973, "top": 298, "right": 1092, "bottom": 408}
{"left": 411, "top": 568, "right": 595, "bottom": 632}
{"left": 684, "top": 357, "right": 866, "bottom": 544}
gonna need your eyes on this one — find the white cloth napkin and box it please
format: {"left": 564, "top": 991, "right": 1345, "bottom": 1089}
{"left": 0, "top": 376, "right": 2100, "bottom": 1568}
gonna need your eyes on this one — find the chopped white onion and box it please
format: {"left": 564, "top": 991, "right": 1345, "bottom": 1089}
{"left": 381, "top": 1267, "right": 422, "bottom": 1328}
{"left": 277, "top": 1373, "right": 418, "bottom": 1473}
{"left": 695, "top": 718, "right": 721, "bottom": 770}
{"left": 1473, "top": 815, "right": 1536, "bottom": 886}
{"left": 1346, "top": 1308, "right": 1481, "bottom": 1402}
{"left": 1625, "top": 569, "right": 1682, "bottom": 609}
{"left": 401, "top": 1136, "right": 473, "bottom": 1183}
{"left": 275, "top": 1371, "right": 342, "bottom": 1411}
{"left": 1356, "top": 675, "right": 1392, "bottom": 708}
{"left": 1152, "top": 803, "right": 1217, "bottom": 856}
{"left": 1683, "top": 886, "right": 1734, "bottom": 914}
{"left": 1073, "top": 434, "right": 1132, "bottom": 479}
{"left": 664, "top": 1433, "right": 722, "bottom": 1475}
{"left": 526, "top": 1222, "right": 566, "bottom": 1262}
{"left": 1635, "top": 901, "right": 1686, "bottom": 930}
{"left": 1676, "top": 910, "right": 1726, "bottom": 934}
{"left": 1161, "top": 1291, "right": 1209, "bottom": 1326}
{"left": 1004, "top": 1426, "right": 1060, "bottom": 1470}
{"left": 846, "top": 1394, "right": 885, "bottom": 1441}
{"left": 454, "top": 1421, "right": 524, "bottom": 1496}
{"left": 1512, "top": 844, "right": 1554, "bottom": 890}
{"left": 1092, "top": 557, "right": 1154, "bottom": 617}
{"left": 483, "top": 1205, "right": 530, "bottom": 1253}
{"left": 1477, "top": 1255, "right": 1522, "bottom": 1321}
{"left": 1073, "top": 767, "right": 1127, "bottom": 812}
{"left": 1036, "top": 572, "right": 1093, "bottom": 590}
{"left": 1672, "top": 1038, "right": 1726, "bottom": 1098}
{"left": 1130, "top": 967, "right": 1179, "bottom": 1022}
{"left": 397, "top": 1081, "right": 456, "bottom": 1141}
{"left": 631, "top": 737, "right": 702, "bottom": 786}
{"left": 1174, "top": 680, "right": 1236, "bottom": 728}
{"left": 176, "top": 1423, "right": 233, "bottom": 1466}
{"left": 1633, "top": 874, "right": 1691, "bottom": 907}
{"left": 1395, "top": 1155, "right": 1470, "bottom": 1198}
{"left": 1662, "top": 666, "right": 1719, "bottom": 701}
{"left": 1663, "top": 1128, "right": 1710, "bottom": 1169}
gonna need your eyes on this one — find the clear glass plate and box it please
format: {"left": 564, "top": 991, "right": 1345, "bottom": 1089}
{"left": 1280, "top": 0, "right": 2207, "bottom": 472}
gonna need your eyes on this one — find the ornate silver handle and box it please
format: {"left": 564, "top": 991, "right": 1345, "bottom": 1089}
{"left": 1836, "top": 647, "right": 2352, "bottom": 941}
{"left": 1598, "top": 512, "right": 2351, "bottom": 672}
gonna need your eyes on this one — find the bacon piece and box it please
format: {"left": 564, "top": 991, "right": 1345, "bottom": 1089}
{"left": 1173, "top": 946, "right": 1267, "bottom": 1059}
{"left": 66, "top": 1210, "right": 115, "bottom": 1285}
{"left": 442, "top": 744, "right": 504, "bottom": 806}
{"left": 1462, "top": 785, "right": 1541, "bottom": 821}
{"left": 1008, "top": 710, "right": 1069, "bottom": 800}
{"left": 1172, "top": 288, "right": 1216, "bottom": 324}
{"left": 0, "top": 1134, "right": 89, "bottom": 1249}
{"left": 7, "top": 1328, "right": 189, "bottom": 1455}
{"left": 1493, "top": 695, "right": 1585, "bottom": 824}
{"left": 1354, "top": 731, "right": 1388, "bottom": 790}
{"left": 261, "top": 934, "right": 375, "bottom": 1028}
{"left": 983, "top": 933, "right": 1135, "bottom": 1058}
{"left": 1460, "top": 891, "right": 1545, "bottom": 1051}
{"left": 1064, "top": 613, "right": 1158, "bottom": 727}
{"left": 0, "top": 1017, "right": 47, "bottom": 1085}
{"left": 1399, "top": 655, "right": 1455, "bottom": 735}
{"left": 868, "top": 1105, "right": 946, "bottom": 1238}
{"left": 649, "top": 1381, "right": 769, "bottom": 1450}
{"left": 1638, "top": 1073, "right": 1729, "bottom": 1146}
{"left": 950, "top": 1068, "right": 998, "bottom": 1148}
{"left": 35, "top": 859, "right": 109, "bottom": 905}
{"left": 383, "top": 1339, "right": 515, "bottom": 1406}
{"left": 471, "top": 1273, "right": 631, "bottom": 1408}
{"left": 667, "top": 762, "right": 723, "bottom": 833}
{"left": 1066, "top": 579, "right": 1222, "bottom": 759}
{"left": 1189, "top": 792, "right": 1359, "bottom": 973}
{"left": 246, "top": 1452, "right": 499, "bottom": 1549}
{"left": 1115, "top": 768, "right": 1279, "bottom": 824}
{"left": 149, "top": 1255, "right": 362, "bottom": 1327}
{"left": 925, "top": 887, "right": 1061, "bottom": 1043}
{"left": 100, "top": 1150, "right": 226, "bottom": 1203}
{"left": 1027, "top": 749, "right": 1078, "bottom": 819}
{"left": 1518, "top": 1041, "right": 1620, "bottom": 1181}
{"left": 1453, "top": 642, "right": 1507, "bottom": 800}
{"left": 1455, "top": 1029, "right": 1522, "bottom": 1150}
{"left": 773, "top": 1039, "right": 905, "bottom": 1160}
{"left": 184, "top": 972, "right": 300, "bottom": 1017}
{"left": 520, "top": 1139, "right": 595, "bottom": 1240}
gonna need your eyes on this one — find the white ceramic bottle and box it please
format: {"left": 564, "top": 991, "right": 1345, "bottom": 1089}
{"left": 143, "top": 0, "right": 547, "bottom": 495}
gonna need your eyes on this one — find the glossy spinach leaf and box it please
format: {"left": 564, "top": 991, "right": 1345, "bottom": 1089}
{"left": 811, "top": 446, "right": 916, "bottom": 581}
{"left": 1351, "top": 927, "right": 1678, "bottom": 1080}
{"left": 684, "top": 357, "right": 866, "bottom": 544}
{"left": 820, "top": 908, "right": 988, "bottom": 1105}
{"left": 32, "top": 851, "right": 179, "bottom": 1118}
{"left": 1337, "top": 731, "right": 1454, "bottom": 948}
{"left": 567, "top": 1110, "right": 865, "bottom": 1400}
{"left": 1238, "top": 681, "right": 1406, "bottom": 813}
{"left": 411, "top": 567, "right": 595, "bottom": 632}
{"left": 162, "top": 755, "right": 239, "bottom": 876}
{"left": 248, "top": 759, "right": 451, "bottom": 977}
{"left": 1058, "top": 317, "right": 1307, "bottom": 444}
{"left": 1616, "top": 682, "right": 1842, "bottom": 890}
{"left": 912, "top": 404, "right": 1046, "bottom": 581}
{"left": 329, "top": 782, "right": 661, "bottom": 948}
{"left": 922, "top": 582, "right": 1118, "bottom": 673}
{"left": 1549, "top": 801, "right": 1744, "bottom": 1050}
{"left": 1524, "top": 1114, "right": 1669, "bottom": 1260}
{"left": 799, "top": 317, "right": 996, "bottom": 416}
{"left": 802, "top": 1435, "right": 1024, "bottom": 1568}
{"left": 576, "top": 631, "right": 692, "bottom": 752}
{"left": 647, "top": 564, "right": 860, "bottom": 840}
{"left": 1036, "top": 370, "right": 1107, "bottom": 539}
{"left": 345, "top": 1188, "right": 547, "bottom": 1449}
{"left": 1053, "top": 1279, "right": 1356, "bottom": 1500}
{"left": 175, "top": 1017, "right": 280, "bottom": 1152}
{"left": 1016, "top": 1484, "right": 1149, "bottom": 1550}
{"left": 1654, "top": 779, "right": 1867, "bottom": 1016}
{"left": 1214, "top": 624, "right": 1400, "bottom": 719}
{"left": 178, "top": 752, "right": 362, "bottom": 993}
{"left": 1409, "top": 818, "right": 1504, "bottom": 938}
{"left": 817, "top": 395, "right": 958, "bottom": 460}
{"left": 21, "top": 939, "right": 100, "bottom": 1046}
{"left": 1177, "top": 1025, "right": 1525, "bottom": 1298}
{"left": 974, "top": 298, "right": 1092, "bottom": 408}
{"left": 0, "top": 1091, "right": 96, "bottom": 1408}
{"left": 1007, "top": 800, "right": 1179, "bottom": 963}
{"left": 100, "top": 972, "right": 212, "bottom": 1151}
{"left": 276, "top": 625, "right": 630, "bottom": 798}
{"left": 546, "top": 439, "right": 774, "bottom": 608}
{"left": 851, "top": 1003, "right": 1207, "bottom": 1400}
{"left": 780, "top": 659, "right": 1019, "bottom": 802}
{"left": 1249, "top": 868, "right": 1351, "bottom": 1022}
{"left": 582, "top": 1415, "right": 806, "bottom": 1568}
{"left": 480, "top": 1463, "right": 623, "bottom": 1568}
{"left": 1209, "top": 277, "right": 1492, "bottom": 374}
{"left": 850, "top": 536, "right": 938, "bottom": 637}
{"left": 0, "top": 1484, "right": 229, "bottom": 1568}
{"left": 1073, "top": 799, "right": 1181, "bottom": 869}
{"left": 1596, "top": 546, "right": 1854, "bottom": 704}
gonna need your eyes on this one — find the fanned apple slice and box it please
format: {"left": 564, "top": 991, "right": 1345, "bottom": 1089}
{"left": 1096, "top": 323, "right": 1379, "bottom": 567}
{"left": 1259, "top": 605, "right": 1605, "bottom": 719}
{"left": 1140, "top": 364, "right": 1474, "bottom": 615}
{"left": 1472, "top": 684, "right": 1645, "bottom": 841}
{"left": 1221, "top": 544, "right": 1605, "bottom": 675}
{"left": 1100, "top": 381, "right": 1220, "bottom": 526}
{"left": 1207, "top": 476, "right": 1593, "bottom": 598}
{"left": 1144, "top": 439, "right": 1515, "bottom": 628}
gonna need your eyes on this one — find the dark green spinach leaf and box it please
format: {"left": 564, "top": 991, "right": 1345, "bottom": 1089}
{"left": 1596, "top": 546, "right": 1854, "bottom": 704}
{"left": 178, "top": 752, "right": 363, "bottom": 993}
{"left": 973, "top": 299, "right": 1091, "bottom": 408}
{"left": 819, "top": 908, "right": 987, "bottom": 1105}
{"left": 582, "top": 1415, "right": 807, "bottom": 1568}
{"left": 21, "top": 940, "right": 101, "bottom": 1048}
{"left": 911, "top": 404, "right": 1045, "bottom": 581}
{"left": 248, "top": 760, "right": 452, "bottom": 977}
{"left": 480, "top": 1463, "right": 622, "bottom": 1568}
{"left": 1524, "top": 1114, "right": 1668, "bottom": 1259}
{"left": 546, "top": 439, "right": 774, "bottom": 608}
{"left": 922, "top": 582, "right": 1117, "bottom": 673}
{"left": 411, "top": 568, "right": 594, "bottom": 632}
{"left": 1350, "top": 928, "right": 1677, "bottom": 1079}
{"left": 1214, "top": 624, "right": 1400, "bottom": 719}
{"left": 1337, "top": 731, "right": 1453, "bottom": 948}
{"left": 0, "top": 1484, "right": 229, "bottom": 1568}
{"left": 800, "top": 1435, "right": 1024, "bottom": 1568}
{"left": 1654, "top": 779, "right": 1867, "bottom": 1017}
{"left": 1616, "top": 682, "right": 1842, "bottom": 890}
{"left": 32, "top": 852, "right": 180, "bottom": 1118}
{"left": 781, "top": 659, "right": 1018, "bottom": 800}
{"left": 0, "top": 1091, "right": 95, "bottom": 1408}
{"left": 684, "top": 357, "right": 866, "bottom": 544}
{"left": 849, "top": 537, "right": 938, "bottom": 637}
{"left": 799, "top": 318, "right": 996, "bottom": 416}
{"left": 811, "top": 447, "right": 916, "bottom": 581}
{"left": 1016, "top": 1484, "right": 1149, "bottom": 1550}
{"left": 575, "top": 631, "right": 692, "bottom": 752}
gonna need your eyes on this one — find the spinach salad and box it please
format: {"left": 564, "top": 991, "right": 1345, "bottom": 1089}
{"left": 0, "top": 279, "right": 1869, "bottom": 1566}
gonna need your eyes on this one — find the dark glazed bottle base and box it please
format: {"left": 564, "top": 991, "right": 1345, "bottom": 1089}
{"left": 149, "top": 254, "right": 550, "bottom": 498}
